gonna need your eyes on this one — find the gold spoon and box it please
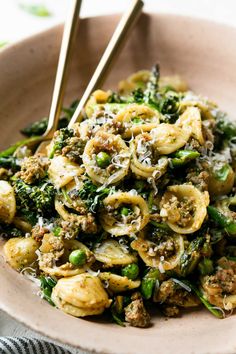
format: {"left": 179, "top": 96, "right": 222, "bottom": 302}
{"left": 68, "top": 0, "right": 144, "bottom": 128}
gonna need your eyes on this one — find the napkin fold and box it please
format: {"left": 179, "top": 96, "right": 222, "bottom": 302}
{"left": 0, "top": 337, "right": 72, "bottom": 354}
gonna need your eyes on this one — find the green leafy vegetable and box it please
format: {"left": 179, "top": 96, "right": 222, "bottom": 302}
{"left": 111, "top": 296, "right": 125, "bottom": 327}
{"left": 215, "top": 111, "right": 236, "bottom": 141}
{"left": 49, "top": 128, "right": 73, "bottom": 159}
{"left": 20, "top": 3, "right": 51, "bottom": 17}
{"left": 40, "top": 276, "right": 57, "bottom": 306}
{"left": 13, "top": 178, "right": 56, "bottom": 222}
{"left": 77, "top": 179, "right": 110, "bottom": 213}
{"left": 0, "top": 223, "right": 22, "bottom": 239}
{"left": 0, "top": 156, "right": 21, "bottom": 171}
{"left": 21, "top": 100, "right": 79, "bottom": 137}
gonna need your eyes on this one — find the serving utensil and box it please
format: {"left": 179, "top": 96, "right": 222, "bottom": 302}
{"left": 34, "top": 0, "right": 82, "bottom": 153}
{"left": 27, "top": 0, "right": 143, "bottom": 153}
{"left": 68, "top": 0, "right": 144, "bottom": 127}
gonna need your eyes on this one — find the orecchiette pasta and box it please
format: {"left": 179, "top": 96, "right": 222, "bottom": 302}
{"left": 4, "top": 237, "right": 39, "bottom": 270}
{"left": 85, "top": 89, "right": 112, "bottom": 118}
{"left": 131, "top": 234, "right": 185, "bottom": 271}
{"left": 51, "top": 274, "right": 111, "bottom": 317}
{"left": 100, "top": 192, "right": 149, "bottom": 236}
{"left": 93, "top": 239, "right": 137, "bottom": 267}
{"left": 99, "top": 272, "right": 141, "bottom": 292}
{"left": 39, "top": 234, "right": 94, "bottom": 277}
{"left": 0, "top": 181, "right": 16, "bottom": 223}
{"left": 130, "top": 133, "right": 168, "bottom": 179}
{"left": 176, "top": 106, "right": 204, "bottom": 145}
{"left": 150, "top": 124, "right": 191, "bottom": 154}
{"left": 82, "top": 131, "right": 130, "bottom": 185}
{"left": 48, "top": 155, "right": 83, "bottom": 189}
{"left": 160, "top": 185, "right": 209, "bottom": 234}
{"left": 114, "top": 104, "right": 161, "bottom": 138}
{"left": 118, "top": 70, "right": 188, "bottom": 94}
{"left": 118, "top": 70, "right": 151, "bottom": 94}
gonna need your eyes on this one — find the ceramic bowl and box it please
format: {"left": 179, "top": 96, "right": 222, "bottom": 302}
{"left": 0, "top": 13, "right": 236, "bottom": 354}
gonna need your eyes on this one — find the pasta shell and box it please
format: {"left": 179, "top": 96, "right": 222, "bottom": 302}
{"left": 176, "top": 106, "right": 204, "bottom": 145}
{"left": 85, "top": 90, "right": 111, "bottom": 118}
{"left": 100, "top": 192, "right": 150, "bottom": 236}
{"left": 0, "top": 181, "right": 16, "bottom": 223}
{"left": 131, "top": 234, "right": 185, "bottom": 271}
{"left": 159, "top": 75, "right": 188, "bottom": 92}
{"left": 82, "top": 131, "right": 130, "bottom": 185}
{"left": 150, "top": 124, "right": 191, "bottom": 155}
{"left": 4, "top": 237, "right": 39, "bottom": 270}
{"left": 118, "top": 70, "right": 151, "bottom": 94}
{"left": 208, "top": 165, "right": 235, "bottom": 196}
{"left": 130, "top": 133, "right": 168, "bottom": 179}
{"left": 160, "top": 184, "right": 209, "bottom": 234}
{"left": 93, "top": 239, "right": 137, "bottom": 267}
{"left": 99, "top": 272, "right": 140, "bottom": 292}
{"left": 114, "top": 104, "right": 160, "bottom": 138}
{"left": 39, "top": 235, "right": 94, "bottom": 277}
{"left": 48, "top": 155, "right": 83, "bottom": 189}
{"left": 51, "top": 273, "right": 111, "bottom": 317}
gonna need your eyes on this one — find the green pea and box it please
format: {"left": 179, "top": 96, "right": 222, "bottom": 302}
{"left": 141, "top": 278, "right": 155, "bottom": 299}
{"left": 120, "top": 207, "right": 131, "bottom": 216}
{"left": 96, "top": 151, "right": 111, "bottom": 168}
{"left": 121, "top": 263, "right": 139, "bottom": 280}
{"left": 53, "top": 226, "right": 61, "bottom": 237}
{"left": 69, "top": 249, "right": 87, "bottom": 266}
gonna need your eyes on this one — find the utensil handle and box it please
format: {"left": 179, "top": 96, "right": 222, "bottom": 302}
{"left": 68, "top": 0, "right": 144, "bottom": 128}
{"left": 44, "top": 0, "right": 82, "bottom": 139}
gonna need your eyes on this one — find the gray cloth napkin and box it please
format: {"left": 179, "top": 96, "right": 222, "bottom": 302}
{"left": 0, "top": 337, "right": 72, "bottom": 354}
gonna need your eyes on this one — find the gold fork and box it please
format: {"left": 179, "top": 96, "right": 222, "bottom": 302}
{"left": 15, "top": 0, "right": 143, "bottom": 154}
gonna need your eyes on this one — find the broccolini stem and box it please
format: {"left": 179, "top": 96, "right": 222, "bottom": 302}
{"left": 207, "top": 205, "right": 236, "bottom": 235}
{"left": 180, "top": 280, "right": 223, "bottom": 319}
{"left": 171, "top": 150, "right": 200, "bottom": 167}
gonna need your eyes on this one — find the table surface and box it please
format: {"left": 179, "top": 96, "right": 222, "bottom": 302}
{"left": 1, "top": 0, "right": 236, "bottom": 353}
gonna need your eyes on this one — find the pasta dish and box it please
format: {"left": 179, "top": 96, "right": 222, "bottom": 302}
{"left": 1, "top": 66, "right": 236, "bottom": 327}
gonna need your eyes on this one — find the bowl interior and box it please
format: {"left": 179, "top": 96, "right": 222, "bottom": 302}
{"left": 0, "top": 13, "right": 236, "bottom": 354}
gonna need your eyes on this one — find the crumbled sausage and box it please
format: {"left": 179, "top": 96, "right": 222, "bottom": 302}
{"left": 155, "top": 279, "right": 200, "bottom": 308}
{"left": 125, "top": 294, "right": 150, "bottom": 328}
{"left": 201, "top": 257, "right": 236, "bottom": 307}
{"left": 19, "top": 154, "right": 48, "bottom": 184}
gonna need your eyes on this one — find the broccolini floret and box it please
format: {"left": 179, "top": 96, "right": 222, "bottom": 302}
{"left": 13, "top": 178, "right": 56, "bottom": 222}
{"left": 0, "top": 156, "right": 20, "bottom": 171}
{"left": 77, "top": 179, "right": 110, "bottom": 213}
{"left": 0, "top": 223, "right": 23, "bottom": 239}
{"left": 49, "top": 128, "right": 74, "bottom": 158}
{"left": 21, "top": 100, "right": 79, "bottom": 137}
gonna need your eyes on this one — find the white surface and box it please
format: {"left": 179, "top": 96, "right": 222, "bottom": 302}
{"left": 1, "top": 0, "right": 236, "bottom": 353}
